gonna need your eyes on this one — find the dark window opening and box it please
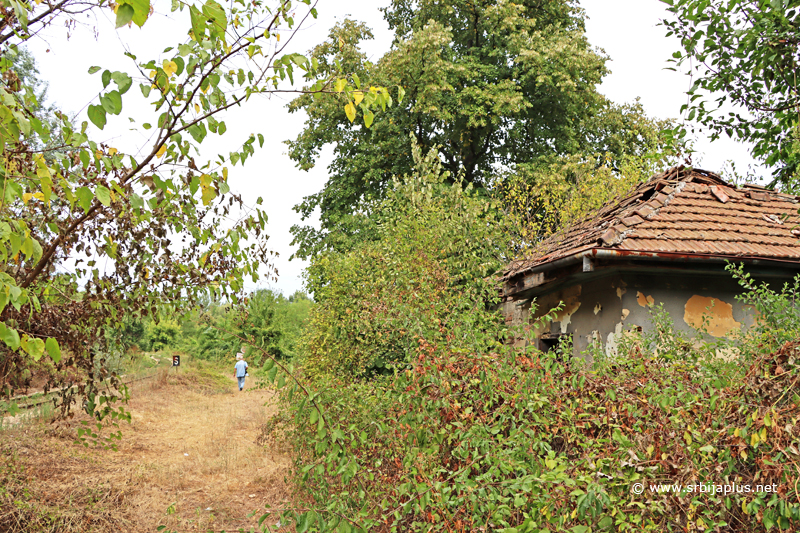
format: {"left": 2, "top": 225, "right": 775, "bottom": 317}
{"left": 539, "top": 333, "right": 572, "bottom": 355}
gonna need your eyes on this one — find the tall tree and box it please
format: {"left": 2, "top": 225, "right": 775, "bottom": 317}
{"left": 662, "top": 0, "right": 800, "bottom": 189}
{"left": 286, "top": 0, "right": 673, "bottom": 258}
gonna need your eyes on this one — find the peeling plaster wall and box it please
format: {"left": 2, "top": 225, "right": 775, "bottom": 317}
{"left": 514, "top": 271, "right": 770, "bottom": 360}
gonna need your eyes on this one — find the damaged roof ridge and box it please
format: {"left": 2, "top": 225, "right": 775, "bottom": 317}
{"left": 598, "top": 181, "right": 688, "bottom": 246}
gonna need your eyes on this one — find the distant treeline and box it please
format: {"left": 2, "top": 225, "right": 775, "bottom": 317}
{"left": 117, "top": 289, "right": 312, "bottom": 361}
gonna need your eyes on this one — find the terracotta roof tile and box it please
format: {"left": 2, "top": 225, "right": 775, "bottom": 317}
{"left": 506, "top": 167, "right": 800, "bottom": 277}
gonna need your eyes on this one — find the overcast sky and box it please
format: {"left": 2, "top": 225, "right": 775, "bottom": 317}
{"left": 25, "top": 0, "right": 764, "bottom": 297}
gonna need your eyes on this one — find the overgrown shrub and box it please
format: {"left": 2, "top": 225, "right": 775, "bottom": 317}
{"left": 299, "top": 141, "right": 507, "bottom": 378}
{"left": 269, "top": 287, "right": 799, "bottom": 532}
{"left": 265, "top": 219, "right": 800, "bottom": 532}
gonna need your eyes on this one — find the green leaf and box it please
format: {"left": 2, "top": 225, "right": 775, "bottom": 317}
{"left": 21, "top": 335, "right": 45, "bottom": 361}
{"left": 202, "top": 0, "right": 227, "bottom": 36}
{"left": 88, "top": 66, "right": 102, "bottom": 74}
{"left": 130, "top": 193, "right": 144, "bottom": 210}
{"left": 187, "top": 122, "right": 207, "bottom": 143}
{"left": 189, "top": 5, "right": 207, "bottom": 40}
{"left": 364, "top": 110, "right": 374, "bottom": 129}
{"left": 45, "top": 337, "right": 62, "bottom": 364}
{"left": 88, "top": 105, "right": 107, "bottom": 129}
{"left": 115, "top": 4, "right": 135, "bottom": 28}
{"left": 173, "top": 56, "right": 185, "bottom": 76}
{"left": 95, "top": 185, "right": 111, "bottom": 206}
{"left": 76, "top": 186, "right": 94, "bottom": 212}
{"left": 0, "top": 323, "right": 21, "bottom": 350}
{"left": 111, "top": 72, "right": 133, "bottom": 94}
{"left": 100, "top": 91, "right": 123, "bottom": 115}
{"left": 122, "top": 0, "right": 151, "bottom": 27}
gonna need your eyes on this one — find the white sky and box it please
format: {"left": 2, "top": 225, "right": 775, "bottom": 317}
{"left": 25, "top": 0, "right": 765, "bottom": 297}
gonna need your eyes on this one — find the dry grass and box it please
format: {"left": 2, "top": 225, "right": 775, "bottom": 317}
{"left": 0, "top": 360, "right": 292, "bottom": 532}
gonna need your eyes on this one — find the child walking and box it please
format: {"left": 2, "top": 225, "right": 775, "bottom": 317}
{"left": 234, "top": 348, "right": 248, "bottom": 391}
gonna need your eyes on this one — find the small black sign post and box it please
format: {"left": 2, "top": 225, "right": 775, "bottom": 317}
{"left": 172, "top": 355, "right": 180, "bottom": 371}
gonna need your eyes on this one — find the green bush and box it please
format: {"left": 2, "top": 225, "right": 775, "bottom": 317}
{"left": 268, "top": 281, "right": 800, "bottom": 532}
{"left": 142, "top": 319, "right": 182, "bottom": 352}
{"left": 299, "top": 140, "right": 507, "bottom": 378}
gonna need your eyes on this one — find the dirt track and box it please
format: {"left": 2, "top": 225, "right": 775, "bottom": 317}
{"left": 0, "top": 367, "right": 292, "bottom": 532}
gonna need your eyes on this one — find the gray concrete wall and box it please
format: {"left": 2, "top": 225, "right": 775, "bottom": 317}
{"left": 505, "top": 270, "right": 768, "bottom": 360}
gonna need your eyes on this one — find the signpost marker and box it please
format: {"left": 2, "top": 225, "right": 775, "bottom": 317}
{"left": 172, "top": 355, "right": 180, "bottom": 371}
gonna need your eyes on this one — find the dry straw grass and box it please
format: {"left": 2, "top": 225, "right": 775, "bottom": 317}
{"left": 0, "top": 359, "right": 291, "bottom": 532}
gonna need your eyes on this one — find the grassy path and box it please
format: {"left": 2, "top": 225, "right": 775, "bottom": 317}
{"left": 0, "top": 364, "right": 292, "bottom": 532}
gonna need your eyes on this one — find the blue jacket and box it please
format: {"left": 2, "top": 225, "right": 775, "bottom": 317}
{"left": 235, "top": 360, "right": 248, "bottom": 377}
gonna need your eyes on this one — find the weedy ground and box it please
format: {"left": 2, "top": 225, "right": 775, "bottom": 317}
{"left": 0, "top": 359, "right": 291, "bottom": 532}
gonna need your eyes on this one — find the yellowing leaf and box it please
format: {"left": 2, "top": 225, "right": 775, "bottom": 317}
{"left": 201, "top": 186, "right": 216, "bottom": 206}
{"left": 149, "top": 70, "right": 157, "bottom": 79}
{"left": 22, "top": 193, "right": 33, "bottom": 204}
{"left": 750, "top": 433, "right": 759, "bottom": 446}
{"left": 740, "top": 449, "right": 748, "bottom": 460}
{"left": 353, "top": 91, "right": 364, "bottom": 105}
{"left": 156, "top": 145, "right": 167, "bottom": 158}
{"left": 734, "top": 428, "right": 740, "bottom": 437}
{"left": 276, "top": 33, "right": 280, "bottom": 42}
{"left": 344, "top": 102, "right": 356, "bottom": 123}
{"left": 742, "top": 499, "right": 748, "bottom": 515}
{"left": 163, "top": 60, "right": 178, "bottom": 77}
{"left": 222, "top": 167, "right": 228, "bottom": 180}
{"left": 108, "top": 147, "right": 118, "bottom": 156}
{"left": 195, "top": 103, "right": 200, "bottom": 113}
{"left": 199, "top": 174, "right": 213, "bottom": 187}
{"left": 334, "top": 78, "right": 346, "bottom": 93}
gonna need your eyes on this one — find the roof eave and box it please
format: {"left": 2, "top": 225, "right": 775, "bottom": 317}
{"left": 504, "top": 248, "right": 800, "bottom": 298}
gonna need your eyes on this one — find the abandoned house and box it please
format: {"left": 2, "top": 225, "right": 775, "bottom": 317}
{"left": 501, "top": 166, "right": 800, "bottom": 358}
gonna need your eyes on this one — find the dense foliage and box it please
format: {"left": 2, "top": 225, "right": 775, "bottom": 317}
{"left": 263, "top": 264, "right": 800, "bottom": 533}
{"left": 286, "top": 0, "right": 677, "bottom": 258}
{"left": 118, "top": 289, "right": 312, "bottom": 360}
{"left": 662, "top": 0, "right": 800, "bottom": 189}
{"left": 299, "top": 141, "right": 507, "bottom": 378}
